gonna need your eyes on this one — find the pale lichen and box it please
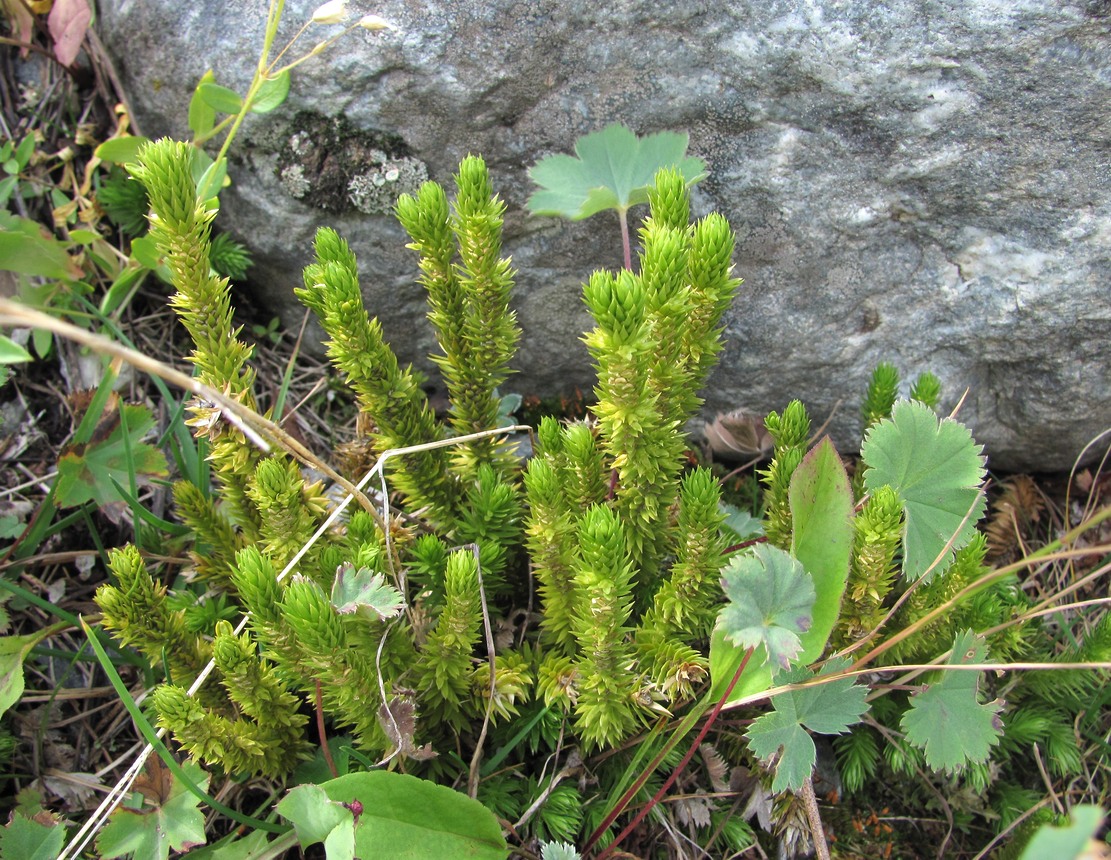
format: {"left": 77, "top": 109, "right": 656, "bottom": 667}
{"left": 347, "top": 154, "right": 428, "bottom": 214}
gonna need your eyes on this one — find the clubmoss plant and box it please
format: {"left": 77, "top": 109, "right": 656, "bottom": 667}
{"left": 94, "top": 143, "right": 742, "bottom": 788}
{"left": 84, "top": 129, "right": 1111, "bottom": 859}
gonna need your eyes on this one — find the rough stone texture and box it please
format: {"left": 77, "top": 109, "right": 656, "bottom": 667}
{"left": 96, "top": 0, "right": 1111, "bottom": 471}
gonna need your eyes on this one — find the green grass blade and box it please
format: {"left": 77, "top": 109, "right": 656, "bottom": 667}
{"left": 80, "top": 618, "right": 288, "bottom": 835}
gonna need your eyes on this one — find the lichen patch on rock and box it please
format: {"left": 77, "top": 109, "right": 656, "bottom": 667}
{"left": 275, "top": 111, "right": 427, "bottom": 214}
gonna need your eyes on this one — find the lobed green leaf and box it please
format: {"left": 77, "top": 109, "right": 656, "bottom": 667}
{"left": 527, "top": 124, "right": 705, "bottom": 220}
{"left": 900, "top": 630, "right": 1004, "bottom": 772}
{"left": 861, "top": 400, "right": 986, "bottom": 580}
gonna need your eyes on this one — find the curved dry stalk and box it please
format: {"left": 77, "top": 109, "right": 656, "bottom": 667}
{"left": 0, "top": 297, "right": 380, "bottom": 520}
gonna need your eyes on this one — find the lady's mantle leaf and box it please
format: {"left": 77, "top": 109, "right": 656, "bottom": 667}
{"left": 900, "top": 630, "right": 1003, "bottom": 773}
{"left": 54, "top": 404, "right": 169, "bottom": 508}
{"left": 331, "top": 563, "right": 406, "bottom": 620}
{"left": 745, "top": 658, "right": 869, "bottom": 792}
{"left": 527, "top": 124, "right": 706, "bottom": 220}
{"left": 96, "top": 759, "right": 209, "bottom": 859}
{"left": 713, "top": 439, "right": 853, "bottom": 703}
{"left": 718, "top": 544, "right": 815, "bottom": 670}
{"left": 860, "top": 400, "right": 986, "bottom": 580}
{"left": 0, "top": 809, "right": 66, "bottom": 860}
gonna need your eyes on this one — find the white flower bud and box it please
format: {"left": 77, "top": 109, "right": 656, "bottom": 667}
{"left": 311, "top": 1, "right": 348, "bottom": 24}
{"left": 358, "top": 14, "right": 395, "bottom": 31}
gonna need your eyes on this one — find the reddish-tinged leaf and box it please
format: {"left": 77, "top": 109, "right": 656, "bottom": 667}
{"left": 54, "top": 403, "right": 168, "bottom": 508}
{"left": 96, "top": 759, "right": 209, "bottom": 859}
{"left": 48, "top": 0, "right": 92, "bottom": 67}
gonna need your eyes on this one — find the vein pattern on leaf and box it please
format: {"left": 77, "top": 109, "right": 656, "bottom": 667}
{"left": 527, "top": 124, "right": 706, "bottom": 220}
{"left": 96, "top": 760, "right": 209, "bottom": 860}
{"left": 900, "top": 629, "right": 1003, "bottom": 773}
{"left": 860, "top": 400, "right": 985, "bottom": 580}
{"left": 718, "top": 544, "right": 814, "bottom": 670}
{"left": 745, "top": 658, "right": 869, "bottom": 792}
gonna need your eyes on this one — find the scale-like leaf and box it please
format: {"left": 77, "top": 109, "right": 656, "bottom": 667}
{"left": 331, "top": 563, "right": 406, "bottom": 620}
{"left": 527, "top": 124, "right": 705, "bottom": 220}
{"left": 96, "top": 760, "right": 209, "bottom": 860}
{"left": 718, "top": 544, "right": 814, "bottom": 670}
{"left": 901, "top": 630, "right": 1003, "bottom": 773}
{"left": 861, "top": 400, "right": 986, "bottom": 580}
{"left": 745, "top": 658, "right": 869, "bottom": 792}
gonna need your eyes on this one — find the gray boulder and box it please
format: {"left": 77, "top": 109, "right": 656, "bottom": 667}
{"left": 95, "top": 0, "right": 1111, "bottom": 471}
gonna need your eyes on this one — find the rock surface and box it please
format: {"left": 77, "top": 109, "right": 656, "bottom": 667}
{"left": 96, "top": 0, "right": 1111, "bottom": 471}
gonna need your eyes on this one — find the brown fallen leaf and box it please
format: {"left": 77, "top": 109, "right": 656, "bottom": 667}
{"left": 705, "top": 409, "right": 773, "bottom": 461}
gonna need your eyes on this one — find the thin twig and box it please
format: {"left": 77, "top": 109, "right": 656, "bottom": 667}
{"left": 798, "top": 775, "right": 830, "bottom": 860}
{"left": 315, "top": 680, "right": 338, "bottom": 778}
{"left": 595, "top": 647, "right": 755, "bottom": 859}
{"left": 466, "top": 543, "right": 498, "bottom": 800}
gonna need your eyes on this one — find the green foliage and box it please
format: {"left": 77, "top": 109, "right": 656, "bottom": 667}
{"left": 1018, "top": 805, "right": 1106, "bottom": 860}
{"left": 331, "top": 563, "right": 406, "bottom": 620}
{"left": 209, "top": 232, "right": 253, "bottom": 280}
{"left": 718, "top": 544, "right": 815, "bottom": 670}
{"left": 95, "top": 761, "right": 209, "bottom": 860}
{"left": 833, "top": 484, "right": 904, "bottom": 649}
{"left": 759, "top": 400, "right": 811, "bottom": 549}
{"left": 298, "top": 225, "right": 454, "bottom": 522}
{"left": 861, "top": 362, "right": 899, "bottom": 429}
{"left": 712, "top": 437, "right": 852, "bottom": 702}
{"left": 541, "top": 842, "right": 581, "bottom": 860}
{"left": 833, "top": 725, "right": 881, "bottom": 794}
{"left": 128, "top": 138, "right": 264, "bottom": 544}
{"left": 0, "top": 333, "right": 33, "bottom": 366}
{"left": 0, "top": 627, "right": 57, "bottom": 719}
{"left": 900, "top": 630, "right": 1004, "bottom": 773}
{"left": 96, "top": 545, "right": 213, "bottom": 688}
{"left": 97, "top": 167, "right": 151, "bottom": 236}
{"left": 277, "top": 771, "right": 508, "bottom": 860}
{"left": 54, "top": 403, "right": 168, "bottom": 508}
{"left": 396, "top": 156, "right": 521, "bottom": 479}
{"left": 77, "top": 102, "right": 1106, "bottom": 860}
{"left": 909, "top": 371, "right": 942, "bottom": 408}
{"left": 861, "top": 400, "right": 987, "bottom": 580}
{"left": 528, "top": 124, "right": 705, "bottom": 222}
{"left": 529, "top": 125, "right": 708, "bottom": 269}
{"left": 0, "top": 133, "right": 37, "bottom": 207}
{"left": 787, "top": 437, "right": 854, "bottom": 656}
{"left": 746, "top": 658, "right": 869, "bottom": 792}
{"left": 0, "top": 807, "right": 66, "bottom": 860}
{"left": 129, "top": 140, "right": 256, "bottom": 399}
